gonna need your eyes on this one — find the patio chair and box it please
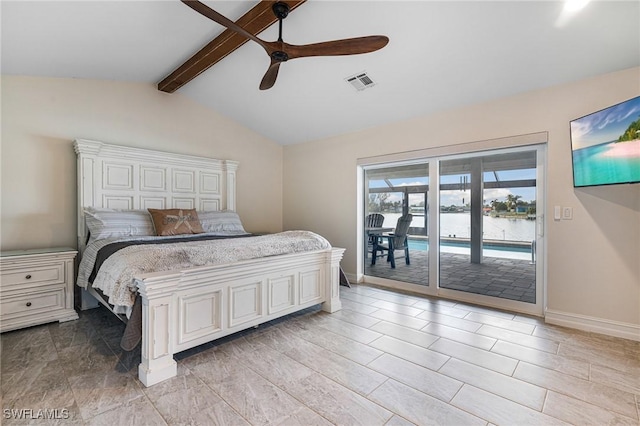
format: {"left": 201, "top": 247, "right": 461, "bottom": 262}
{"left": 365, "top": 213, "right": 385, "bottom": 229}
{"left": 365, "top": 213, "right": 385, "bottom": 256}
{"left": 372, "top": 214, "right": 413, "bottom": 268}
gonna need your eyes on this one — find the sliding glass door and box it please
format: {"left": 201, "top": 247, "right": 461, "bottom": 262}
{"left": 364, "top": 163, "right": 429, "bottom": 287}
{"left": 438, "top": 149, "right": 539, "bottom": 309}
{"left": 361, "top": 144, "right": 545, "bottom": 315}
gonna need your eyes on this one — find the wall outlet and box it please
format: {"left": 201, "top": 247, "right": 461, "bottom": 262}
{"left": 562, "top": 206, "right": 573, "bottom": 220}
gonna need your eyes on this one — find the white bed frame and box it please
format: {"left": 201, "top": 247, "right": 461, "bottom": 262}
{"left": 74, "top": 139, "right": 344, "bottom": 387}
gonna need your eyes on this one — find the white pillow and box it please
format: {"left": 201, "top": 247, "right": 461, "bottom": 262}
{"left": 198, "top": 210, "right": 247, "bottom": 235}
{"left": 84, "top": 207, "right": 156, "bottom": 241}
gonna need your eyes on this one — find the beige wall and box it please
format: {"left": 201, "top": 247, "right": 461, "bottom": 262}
{"left": 2, "top": 70, "right": 638, "bottom": 332}
{"left": 1, "top": 76, "right": 284, "bottom": 250}
{"left": 283, "top": 67, "right": 640, "bottom": 328}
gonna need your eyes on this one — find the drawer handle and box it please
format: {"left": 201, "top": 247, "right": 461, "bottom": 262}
{"left": 25, "top": 274, "right": 32, "bottom": 279}
{"left": 26, "top": 302, "right": 32, "bottom": 307}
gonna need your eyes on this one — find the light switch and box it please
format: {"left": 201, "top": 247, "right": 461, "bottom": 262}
{"left": 562, "top": 206, "right": 573, "bottom": 220}
{"left": 554, "top": 206, "right": 561, "bottom": 220}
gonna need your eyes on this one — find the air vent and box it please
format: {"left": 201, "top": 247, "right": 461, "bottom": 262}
{"left": 345, "top": 71, "right": 376, "bottom": 91}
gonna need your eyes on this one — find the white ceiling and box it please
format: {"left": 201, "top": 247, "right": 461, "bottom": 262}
{"left": 2, "top": 1, "right": 639, "bottom": 145}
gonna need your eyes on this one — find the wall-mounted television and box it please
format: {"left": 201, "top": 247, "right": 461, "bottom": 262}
{"left": 570, "top": 96, "right": 640, "bottom": 187}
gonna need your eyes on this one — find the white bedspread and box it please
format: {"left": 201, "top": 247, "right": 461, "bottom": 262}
{"left": 79, "top": 231, "right": 331, "bottom": 312}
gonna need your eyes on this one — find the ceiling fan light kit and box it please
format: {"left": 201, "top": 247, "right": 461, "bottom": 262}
{"left": 176, "top": 0, "right": 389, "bottom": 90}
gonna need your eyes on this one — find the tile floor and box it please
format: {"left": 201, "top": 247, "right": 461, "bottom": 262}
{"left": 365, "top": 250, "right": 536, "bottom": 303}
{"left": 1, "top": 284, "right": 639, "bottom": 425}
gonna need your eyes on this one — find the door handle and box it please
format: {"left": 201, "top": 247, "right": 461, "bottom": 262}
{"left": 537, "top": 214, "right": 544, "bottom": 237}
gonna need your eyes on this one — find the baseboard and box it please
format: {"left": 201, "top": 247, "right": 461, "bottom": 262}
{"left": 545, "top": 309, "right": 640, "bottom": 342}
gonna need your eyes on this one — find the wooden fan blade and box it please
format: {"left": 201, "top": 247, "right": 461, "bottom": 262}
{"left": 260, "top": 61, "right": 281, "bottom": 90}
{"left": 181, "top": 0, "right": 270, "bottom": 53}
{"left": 285, "top": 35, "right": 389, "bottom": 59}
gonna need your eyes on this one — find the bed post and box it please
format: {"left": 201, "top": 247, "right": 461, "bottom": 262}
{"left": 74, "top": 139, "right": 102, "bottom": 310}
{"left": 74, "top": 139, "right": 101, "bottom": 255}
{"left": 322, "top": 248, "right": 345, "bottom": 313}
{"left": 136, "top": 274, "right": 179, "bottom": 387}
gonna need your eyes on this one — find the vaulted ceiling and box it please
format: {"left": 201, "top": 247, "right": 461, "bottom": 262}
{"left": 2, "top": 1, "right": 639, "bottom": 145}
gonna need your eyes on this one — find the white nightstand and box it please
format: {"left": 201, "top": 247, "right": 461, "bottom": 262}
{"left": 0, "top": 247, "right": 79, "bottom": 332}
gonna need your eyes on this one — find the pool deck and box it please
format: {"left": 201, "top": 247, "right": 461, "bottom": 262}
{"left": 364, "top": 249, "right": 536, "bottom": 304}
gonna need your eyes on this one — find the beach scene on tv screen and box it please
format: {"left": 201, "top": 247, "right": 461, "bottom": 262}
{"left": 571, "top": 96, "right": 640, "bottom": 187}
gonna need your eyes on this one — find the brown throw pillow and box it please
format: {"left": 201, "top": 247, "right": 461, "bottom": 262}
{"left": 148, "top": 208, "right": 204, "bottom": 236}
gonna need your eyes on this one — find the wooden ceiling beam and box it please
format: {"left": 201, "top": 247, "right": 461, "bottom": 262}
{"left": 158, "top": 0, "right": 306, "bottom": 93}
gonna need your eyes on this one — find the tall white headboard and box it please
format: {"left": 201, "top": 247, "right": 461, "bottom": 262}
{"left": 74, "top": 139, "right": 238, "bottom": 252}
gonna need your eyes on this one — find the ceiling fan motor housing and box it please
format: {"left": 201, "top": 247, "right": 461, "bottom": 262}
{"left": 271, "top": 51, "right": 289, "bottom": 62}
{"left": 272, "top": 2, "right": 290, "bottom": 19}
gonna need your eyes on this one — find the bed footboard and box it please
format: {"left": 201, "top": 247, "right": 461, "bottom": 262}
{"left": 135, "top": 247, "right": 344, "bottom": 387}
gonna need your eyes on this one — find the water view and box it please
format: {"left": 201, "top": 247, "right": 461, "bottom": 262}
{"left": 379, "top": 212, "right": 536, "bottom": 242}
{"left": 365, "top": 149, "right": 539, "bottom": 259}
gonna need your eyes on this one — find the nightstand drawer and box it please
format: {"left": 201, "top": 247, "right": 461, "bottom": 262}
{"left": 0, "top": 249, "right": 78, "bottom": 332}
{"left": 1, "top": 286, "right": 65, "bottom": 317}
{"left": 0, "top": 263, "right": 65, "bottom": 288}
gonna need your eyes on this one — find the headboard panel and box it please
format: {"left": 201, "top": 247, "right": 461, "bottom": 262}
{"left": 74, "top": 139, "right": 238, "bottom": 253}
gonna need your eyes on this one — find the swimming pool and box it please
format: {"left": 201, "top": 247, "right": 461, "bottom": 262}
{"left": 407, "top": 238, "right": 533, "bottom": 260}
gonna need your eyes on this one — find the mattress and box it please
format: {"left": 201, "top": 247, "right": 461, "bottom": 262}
{"left": 78, "top": 230, "right": 331, "bottom": 316}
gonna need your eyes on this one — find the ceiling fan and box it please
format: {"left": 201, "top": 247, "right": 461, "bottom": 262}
{"left": 181, "top": 0, "right": 389, "bottom": 90}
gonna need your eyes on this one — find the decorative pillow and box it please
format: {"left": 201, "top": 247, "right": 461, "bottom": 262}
{"left": 148, "top": 208, "right": 204, "bottom": 236}
{"left": 198, "top": 210, "right": 248, "bottom": 235}
{"left": 84, "top": 207, "right": 155, "bottom": 241}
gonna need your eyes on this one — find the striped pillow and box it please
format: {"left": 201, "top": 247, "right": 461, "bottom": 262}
{"left": 198, "top": 211, "right": 247, "bottom": 235}
{"left": 84, "top": 207, "right": 155, "bottom": 241}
